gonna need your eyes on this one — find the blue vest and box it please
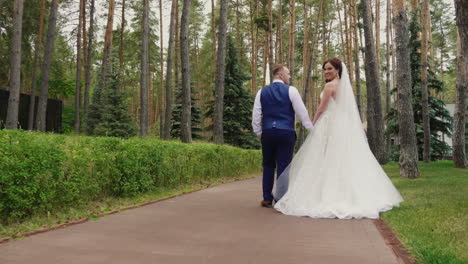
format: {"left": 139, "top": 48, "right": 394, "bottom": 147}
{"left": 260, "top": 82, "right": 295, "bottom": 131}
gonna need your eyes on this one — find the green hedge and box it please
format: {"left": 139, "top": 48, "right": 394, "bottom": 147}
{"left": 0, "top": 130, "right": 261, "bottom": 222}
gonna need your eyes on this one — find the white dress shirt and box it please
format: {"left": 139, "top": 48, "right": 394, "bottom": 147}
{"left": 252, "top": 79, "right": 314, "bottom": 136}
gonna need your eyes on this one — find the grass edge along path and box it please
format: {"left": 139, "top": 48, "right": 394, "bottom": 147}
{"left": 381, "top": 161, "right": 467, "bottom": 264}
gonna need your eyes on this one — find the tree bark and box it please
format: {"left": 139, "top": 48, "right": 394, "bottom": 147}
{"left": 27, "top": 0, "right": 46, "bottom": 130}
{"left": 211, "top": 0, "right": 216, "bottom": 69}
{"left": 174, "top": 0, "right": 180, "bottom": 105}
{"left": 162, "top": 0, "right": 177, "bottom": 140}
{"left": 74, "top": 0, "right": 85, "bottom": 134}
{"left": 180, "top": 0, "right": 192, "bottom": 143}
{"left": 385, "top": 0, "right": 392, "bottom": 147}
{"left": 119, "top": 0, "right": 125, "bottom": 71}
{"left": 5, "top": 0, "right": 24, "bottom": 130}
{"left": 453, "top": 0, "right": 468, "bottom": 168}
{"left": 84, "top": 0, "right": 95, "bottom": 121}
{"left": 82, "top": 0, "right": 87, "bottom": 92}
{"left": 268, "top": 0, "right": 274, "bottom": 82}
{"left": 100, "top": 0, "right": 116, "bottom": 90}
{"left": 351, "top": 0, "right": 362, "bottom": 117}
{"left": 140, "top": 0, "right": 150, "bottom": 137}
{"left": 213, "top": 0, "right": 228, "bottom": 144}
{"left": 299, "top": 0, "right": 323, "bottom": 147}
{"left": 361, "top": 0, "right": 387, "bottom": 164}
{"left": 159, "top": 0, "right": 165, "bottom": 137}
{"left": 288, "top": 0, "right": 295, "bottom": 85}
{"left": 420, "top": 0, "right": 431, "bottom": 162}
{"left": 376, "top": 0, "right": 381, "bottom": 75}
{"left": 394, "top": 0, "right": 420, "bottom": 178}
{"left": 36, "top": 0, "right": 59, "bottom": 132}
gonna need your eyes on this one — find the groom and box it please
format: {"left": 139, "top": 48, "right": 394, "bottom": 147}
{"left": 252, "top": 65, "right": 313, "bottom": 208}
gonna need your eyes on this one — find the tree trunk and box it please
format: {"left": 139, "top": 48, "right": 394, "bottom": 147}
{"left": 453, "top": 0, "right": 468, "bottom": 168}
{"left": 162, "top": 0, "right": 177, "bottom": 140}
{"left": 180, "top": 0, "right": 192, "bottom": 143}
{"left": 5, "top": 0, "right": 24, "bottom": 130}
{"left": 81, "top": 0, "right": 87, "bottom": 110}
{"left": 299, "top": 0, "right": 323, "bottom": 147}
{"left": 385, "top": 0, "right": 392, "bottom": 147}
{"left": 174, "top": 0, "right": 180, "bottom": 104}
{"left": 27, "top": 0, "right": 46, "bottom": 130}
{"left": 344, "top": 0, "right": 352, "bottom": 77}
{"left": 351, "top": 0, "right": 362, "bottom": 117}
{"left": 420, "top": 0, "right": 431, "bottom": 162}
{"left": 288, "top": 0, "right": 295, "bottom": 85}
{"left": 361, "top": 0, "right": 387, "bottom": 164}
{"left": 213, "top": 0, "right": 228, "bottom": 144}
{"left": 211, "top": 0, "right": 216, "bottom": 68}
{"left": 278, "top": 0, "right": 284, "bottom": 63}
{"left": 268, "top": 0, "right": 274, "bottom": 82}
{"left": 36, "top": 0, "right": 59, "bottom": 132}
{"left": 301, "top": 1, "right": 309, "bottom": 91}
{"left": 159, "top": 0, "right": 165, "bottom": 137}
{"left": 74, "top": 0, "right": 85, "bottom": 134}
{"left": 119, "top": 0, "right": 125, "bottom": 71}
{"left": 140, "top": 0, "right": 150, "bottom": 137}
{"left": 375, "top": 0, "right": 381, "bottom": 75}
{"left": 394, "top": 0, "right": 420, "bottom": 178}
{"left": 84, "top": 0, "right": 95, "bottom": 121}
{"left": 100, "top": 0, "right": 116, "bottom": 90}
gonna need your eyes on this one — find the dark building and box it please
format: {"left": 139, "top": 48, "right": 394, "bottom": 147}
{"left": 0, "top": 89, "right": 62, "bottom": 133}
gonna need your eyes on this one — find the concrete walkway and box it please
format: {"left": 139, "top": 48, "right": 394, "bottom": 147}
{"left": 0, "top": 177, "right": 399, "bottom": 264}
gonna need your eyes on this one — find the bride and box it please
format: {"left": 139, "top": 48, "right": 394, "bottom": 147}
{"left": 274, "top": 57, "right": 403, "bottom": 219}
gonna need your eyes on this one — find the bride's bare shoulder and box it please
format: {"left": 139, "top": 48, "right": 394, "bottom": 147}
{"left": 324, "top": 80, "right": 339, "bottom": 91}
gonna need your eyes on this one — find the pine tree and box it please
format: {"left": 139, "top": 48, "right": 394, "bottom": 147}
{"left": 171, "top": 84, "right": 202, "bottom": 139}
{"left": 386, "top": 12, "right": 453, "bottom": 160}
{"left": 85, "top": 59, "right": 137, "bottom": 138}
{"left": 206, "top": 36, "right": 260, "bottom": 149}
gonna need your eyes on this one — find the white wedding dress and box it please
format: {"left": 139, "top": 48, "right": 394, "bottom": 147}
{"left": 274, "top": 64, "right": 403, "bottom": 219}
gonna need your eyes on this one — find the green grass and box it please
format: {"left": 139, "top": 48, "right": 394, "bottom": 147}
{"left": 0, "top": 173, "right": 258, "bottom": 240}
{"left": 382, "top": 161, "right": 468, "bottom": 264}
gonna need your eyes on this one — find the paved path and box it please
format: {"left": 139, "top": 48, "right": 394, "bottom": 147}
{"left": 0, "top": 177, "right": 399, "bottom": 264}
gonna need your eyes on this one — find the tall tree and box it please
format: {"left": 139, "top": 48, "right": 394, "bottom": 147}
{"left": 100, "top": 0, "right": 116, "bottom": 90}
{"left": 385, "top": 0, "right": 392, "bottom": 147}
{"left": 351, "top": 0, "right": 362, "bottom": 117}
{"left": 5, "top": 0, "right": 24, "bottom": 130}
{"left": 267, "top": 0, "right": 274, "bottom": 82}
{"left": 420, "top": 0, "right": 431, "bottom": 162}
{"left": 162, "top": 0, "right": 177, "bottom": 139}
{"left": 375, "top": 0, "right": 381, "bottom": 74}
{"left": 74, "top": 0, "right": 85, "bottom": 134}
{"left": 140, "top": 0, "right": 149, "bottom": 137}
{"left": 213, "top": 0, "right": 228, "bottom": 144}
{"left": 36, "top": 0, "right": 59, "bottom": 132}
{"left": 84, "top": 0, "right": 95, "bottom": 120}
{"left": 180, "top": 0, "right": 192, "bottom": 143}
{"left": 288, "top": 0, "right": 296, "bottom": 84}
{"left": 453, "top": 0, "right": 467, "bottom": 168}
{"left": 27, "top": 0, "right": 46, "bottom": 130}
{"left": 393, "top": 0, "right": 419, "bottom": 178}
{"left": 159, "top": 0, "right": 164, "bottom": 136}
{"left": 361, "top": 0, "right": 387, "bottom": 164}
{"left": 119, "top": 0, "right": 126, "bottom": 71}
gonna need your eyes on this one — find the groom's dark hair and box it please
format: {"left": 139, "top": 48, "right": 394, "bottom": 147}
{"left": 322, "top": 57, "right": 343, "bottom": 79}
{"left": 272, "top": 64, "right": 286, "bottom": 76}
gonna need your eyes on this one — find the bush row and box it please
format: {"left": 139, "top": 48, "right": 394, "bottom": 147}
{"left": 0, "top": 130, "right": 261, "bottom": 222}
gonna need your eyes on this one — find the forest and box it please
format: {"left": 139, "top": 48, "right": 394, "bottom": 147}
{"left": 0, "top": 0, "right": 467, "bottom": 174}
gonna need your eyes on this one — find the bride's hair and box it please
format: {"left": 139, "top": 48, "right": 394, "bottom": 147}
{"left": 322, "top": 57, "right": 343, "bottom": 80}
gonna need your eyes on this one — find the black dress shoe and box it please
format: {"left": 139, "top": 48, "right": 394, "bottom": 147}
{"left": 260, "top": 200, "right": 273, "bottom": 208}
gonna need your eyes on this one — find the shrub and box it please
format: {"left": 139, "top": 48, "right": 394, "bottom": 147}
{"left": 0, "top": 130, "right": 261, "bottom": 222}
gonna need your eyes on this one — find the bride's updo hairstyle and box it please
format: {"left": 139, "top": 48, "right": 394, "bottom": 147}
{"left": 322, "top": 57, "right": 343, "bottom": 80}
